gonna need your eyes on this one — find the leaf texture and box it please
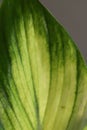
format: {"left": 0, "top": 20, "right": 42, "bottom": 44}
{"left": 0, "top": 0, "right": 87, "bottom": 130}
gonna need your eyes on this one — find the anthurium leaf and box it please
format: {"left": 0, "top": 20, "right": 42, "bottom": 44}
{"left": 0, "top": 0, "right": 87, "bottom": 130}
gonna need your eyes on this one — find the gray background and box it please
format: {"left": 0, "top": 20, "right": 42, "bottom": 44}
{"left": 40, "top": 0, "right": 87, "bottom": 62}
{"left": 0, "top": 0, "right": 87, "bottom": 61}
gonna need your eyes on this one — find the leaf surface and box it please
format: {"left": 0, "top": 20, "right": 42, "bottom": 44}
{"left": 0, "top": 0, "right": 87, "bottom": 130}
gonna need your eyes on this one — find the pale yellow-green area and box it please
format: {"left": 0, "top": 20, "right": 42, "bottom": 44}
{"left": 0, "top": 0, "right": 87, "bottom": 130}
{"left": 84, "top": 127, "right": 87, "bottom": 130}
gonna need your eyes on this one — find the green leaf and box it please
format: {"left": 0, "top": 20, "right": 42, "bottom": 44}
{"left": 0, "top": 0, "right": 87, "bottom": 130}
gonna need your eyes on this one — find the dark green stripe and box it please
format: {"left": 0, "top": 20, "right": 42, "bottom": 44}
{"left": 0, "top": 100, "right": 15, "bottom": 130}
{"left": 66, "top": 49, "right": 86, "bottom": 130}
{"left": 0, "top": 2, "right": 34, "bottom": 129}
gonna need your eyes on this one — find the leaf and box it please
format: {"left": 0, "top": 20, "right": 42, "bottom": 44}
{"left": 0, "top": 0, "right": 87, "bottom": 130}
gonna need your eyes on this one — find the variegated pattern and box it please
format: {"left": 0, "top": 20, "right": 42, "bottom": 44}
{"left": 0, "top": 0, "right": 87, "bottom": 130}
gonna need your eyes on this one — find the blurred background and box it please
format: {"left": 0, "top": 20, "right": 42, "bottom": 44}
{"left": 40, "top": 0, "right": 87, "bottom": 62}
{"left": 0, "top": 0, "right": 87, "bottom": 62}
